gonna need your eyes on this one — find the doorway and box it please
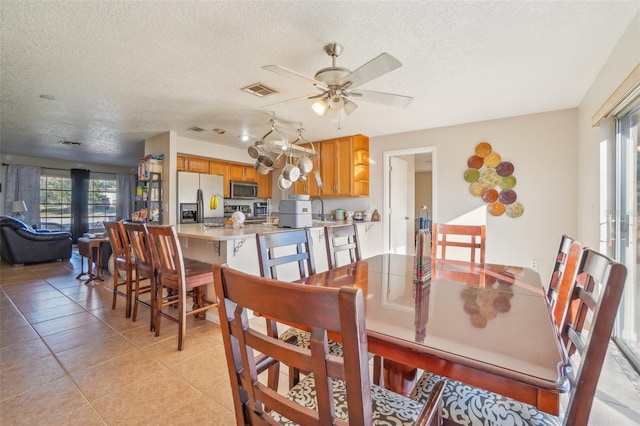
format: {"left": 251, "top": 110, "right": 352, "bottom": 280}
{"left": 383, "top": 147, "right": 436, "bottom": 254}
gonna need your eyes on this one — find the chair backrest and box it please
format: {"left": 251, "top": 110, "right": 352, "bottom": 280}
{"left": 216, "top": 264, "right": 373, "bottom": 425}
{"left": 123, "top": 222, "right": 154, "bottom": 274}
{"left": 256, "top": 228, "right": 316, "bottom": 280}
{"left": 546, "top": 235, "right": 582, "bottom": 328}
{"left": 324, "top": 224, "right": 362, "bottom": 269}
{"left": 431, "top": 223, "right": 486, "bottom": 264}
{"left": 103, "top": 221, "right": 132, "bottom": 266}
{"left": 559, "top": 248, "right": 627, "bottom": 425}
{"left": 145, "top": 225, "right": 185, "bottom": 291}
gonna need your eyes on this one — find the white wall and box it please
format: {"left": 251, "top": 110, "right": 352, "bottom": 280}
{"left": 577, "top": 12, "right": 640, "bottom": 249}
{"left": 370, "top": 108, "right": 579, "bottom": 280}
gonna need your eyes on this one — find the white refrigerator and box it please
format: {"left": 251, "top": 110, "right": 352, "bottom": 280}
{"left": 177, "top": 172, "right": 225, "bottom": 222}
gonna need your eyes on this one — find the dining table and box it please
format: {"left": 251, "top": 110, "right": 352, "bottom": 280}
{"left": 296, "top": 253, "right": 569, "bottom": 415}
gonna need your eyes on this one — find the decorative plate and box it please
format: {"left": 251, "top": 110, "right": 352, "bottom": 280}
{"left": 479, "top": 168, "right": 500, "bottom": 188}
{"left": 499, "top": 175, "right": 516, "bottom": 189}
{"left": 505, "top": 202, "right": 524, "bottom": 218}
{"left": 475, "top": 142, "right": 492, "bottom": 158}
{"left": 463, "top": 168, "right": 480, "bottom": 182}
{"left": 469, "top": 182, "right": 484, "bottom": 196}
{"left": 498, "top": 189, "right": 517, "bottom": 204}
{"left": 481, "top": 188, "right": 499, "bottom": 203}
{"left": 488, "top": 201, "right": 505, "bottom": 216}
{"left": 496, "top": 161, "right": 514, "bottom": 177}
{"left": 467, "top": 155, "right": 484, "bottom": 169}
{"left": 484, "top": 152, "right": 502, "bottom": 168}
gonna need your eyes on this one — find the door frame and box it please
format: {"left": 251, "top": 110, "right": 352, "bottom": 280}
{"left": 383, "top": 146, "right": 437, "bottom": 253}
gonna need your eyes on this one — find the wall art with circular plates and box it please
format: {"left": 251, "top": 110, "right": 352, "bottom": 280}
{"left": 464, "top": 141, "right": 524, "bottom": 218}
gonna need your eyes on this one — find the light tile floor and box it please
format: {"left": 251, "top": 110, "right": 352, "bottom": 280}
{"left": 1, "top": 255, "right": 639, "bottom": 425}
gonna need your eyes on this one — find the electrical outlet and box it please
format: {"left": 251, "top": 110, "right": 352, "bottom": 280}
{"left": 530, "top": 260, "right": 538, "bottom": 270}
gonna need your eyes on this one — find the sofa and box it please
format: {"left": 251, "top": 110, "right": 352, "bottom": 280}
{"left": 0, "top": 215, "right": 72, "bottom": 265}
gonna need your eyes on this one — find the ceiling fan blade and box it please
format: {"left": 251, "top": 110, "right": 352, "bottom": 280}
{"left": 263, "top": 65, "right": 328, "bottom": 90}
{"left": 261, "top": 93, "right": 318, "bottom": 109}
{"left": 338, "top": 53, "right": 402, "bottom": 89}
{"left": 348, "top": 89, "right": 413, "bottom": 108}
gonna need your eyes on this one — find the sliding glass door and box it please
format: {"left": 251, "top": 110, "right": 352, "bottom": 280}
{"left": 612, "top": 103, "right": 640, "bottom": 368}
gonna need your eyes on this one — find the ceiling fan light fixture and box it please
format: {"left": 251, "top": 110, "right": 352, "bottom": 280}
{"left": 312, "top": 98, "right": 329, "bottom": 115}
{"left": 328, "top": 94, "right": 344, "bottom": 110}
{"left": 344, "top": 99, "right": 358, "bottom": 115}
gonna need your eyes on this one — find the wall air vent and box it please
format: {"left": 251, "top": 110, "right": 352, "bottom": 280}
{"left": 187, "top": 126, "right": 206, "bottom": 132}
{"left": 241, "top": 83, "right": 278, "bottom": 97}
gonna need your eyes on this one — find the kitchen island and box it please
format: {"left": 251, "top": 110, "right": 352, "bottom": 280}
{"left": 175, "top": 221, "right": 383, "bottom": 322}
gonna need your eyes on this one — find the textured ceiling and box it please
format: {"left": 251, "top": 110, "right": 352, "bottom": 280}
{"left": 1, "top": 1, "right": 638, "bottom": 167}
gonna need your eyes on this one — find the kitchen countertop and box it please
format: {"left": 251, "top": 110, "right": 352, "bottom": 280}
{"left": 176, "top": 220, "right": 379, "bottom": 241}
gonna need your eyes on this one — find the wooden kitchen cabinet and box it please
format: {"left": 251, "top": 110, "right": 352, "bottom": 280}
{"left": 256, "top": 172, "right": 272, "bottom": 199}
{"left": 177, "top": 155, "right": 210, "bottom": 173}
{"left": 313, "top": 134, "right": 369, "bottom": 198}
{"left": 293, "top": 143, "right": 322, "bottom": 196}
{"left": 209, "top": 160, "right": 230, "bottom": 198}
{"left": 229, "top": 163, "right": 257, "bottom": 182}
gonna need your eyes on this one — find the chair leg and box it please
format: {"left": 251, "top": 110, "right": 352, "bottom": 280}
{"left": 125, "top": 268, "right": 133, "bottom": 318}
{"left": 155, "top": 282, "right": 163, "bottom": 337}
{"left": 178, "top": 290, "right": 187, "bottom": 351}
{"left": 132, "top": 274, "right": 140, "bottom": 322}
{"left": 111, "top": 266, "right": 119, "bottom": 310}
{"left": 149, "top": 275, "right": 156, "bottom": 332}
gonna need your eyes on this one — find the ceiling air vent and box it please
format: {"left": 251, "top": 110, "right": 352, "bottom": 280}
{"left": 60, "top": 140, "right": 81, "bottom": 146}
{"left": 241, "top": 83, "right": 278, "bottom": 97}
{"left": 187, "top": 126, "right": 205, "bottom": 132}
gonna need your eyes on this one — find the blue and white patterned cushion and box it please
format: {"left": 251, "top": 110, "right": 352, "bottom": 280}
{"left": 410, "top": 373, "right": 562, "bottom": 426}
{"left": 279, "top": 327, "right": 344, "bottom": 357}
{"left": 271, "top": 373, "right": 426, "bottom": 425}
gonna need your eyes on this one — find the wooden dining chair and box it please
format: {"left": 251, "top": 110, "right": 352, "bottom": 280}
{"left": 103, "top": 221, "right": 136, "bottom": 318}
{"left": 431, "top": 223, "right": 486, "bottom": 264}
{"left": 122, "top": 222, "right": 155, "bottom": 331}
{"left": 410, "top": 248, "right": 627, "bottom": 426}
{"left": 324, "top": 223, "right": 362, "bottom": 269}
{"left": 256, "top": 228, "right": 316, "bottom": 280}
{"left": 546, "top": 235, "right": 582, "bottom": 328}
{"left": 216, "top": 264, "right": 445, "bottom": 426}
{"left": 146, "top": 225, "right": 217, "bottom": 350}
{"left": 255, "top": 228, "right": 325, "bottom": 389}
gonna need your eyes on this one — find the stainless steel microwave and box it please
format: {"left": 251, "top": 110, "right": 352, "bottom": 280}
{"left": 230, "top": 180, "right": 258, "bottom": 199}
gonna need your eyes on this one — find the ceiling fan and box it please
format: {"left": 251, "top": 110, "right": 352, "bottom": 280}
{"left": 263, "top": 43, "right": 413, "bottom": 121}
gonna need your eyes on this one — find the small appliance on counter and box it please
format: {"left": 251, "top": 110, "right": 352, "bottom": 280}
{"left": 278, "top": 198, "right": 312, "bottom": 228}
{"left": 253, "top": 201, "right": 269, "bottom": 217}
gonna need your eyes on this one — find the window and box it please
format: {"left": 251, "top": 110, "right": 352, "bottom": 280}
{"left": 89, "top": 177, "right": 117, "bottom": 228}
{"left": 40, "top": 173, "right": 117, "bottom": 231}
{"left": 40, "top": 175, "right": 72, "bottom": 231}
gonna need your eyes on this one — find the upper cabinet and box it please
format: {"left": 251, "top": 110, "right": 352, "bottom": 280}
{"left": 256, "top": 172, "right": 272, "bottom": 199}
{"left": 209, "top": 160, "right": 230, "bottom": 198}
{"left": 177, "top": 155, "right": 210, "bottom": 173}
{"left": 295, "top": 134, "right": 368, "bottom": 198}
{"left": 229, "top": 163, "right": 257, "bottom": 182}
{"left": 293, "top": 143, "right": 322, "bottom": 197}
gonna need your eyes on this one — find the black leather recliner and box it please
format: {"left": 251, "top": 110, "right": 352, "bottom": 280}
{"left": 0, "top": 215, "right": 72, "bottom": 265}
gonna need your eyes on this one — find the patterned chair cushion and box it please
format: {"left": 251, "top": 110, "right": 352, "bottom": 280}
{"left": 410, "top": 373, "right": 561, "bottom": 426}
{"left": 279, "top": 327, "right": 344, "bottom": 357}
{"left": 272, "top": 373, "right": 426, "bottom": 425}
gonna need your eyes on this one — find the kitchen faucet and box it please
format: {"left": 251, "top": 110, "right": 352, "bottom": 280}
{"left": 311, "top": 197, "right": 325, "bottom": 221}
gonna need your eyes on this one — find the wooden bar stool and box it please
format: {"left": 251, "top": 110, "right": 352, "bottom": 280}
{"left": 123, "top": 222, "right": 155, "bottom": 331}
{"left": 104, "top": 221, "right": 136, "bottom": 318}
{"left": 146, "top": 225, "right": 217, "bottom": 351}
